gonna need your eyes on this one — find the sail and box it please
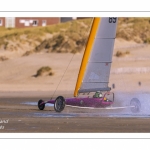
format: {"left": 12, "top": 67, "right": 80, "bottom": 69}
{"left": 74, "top": 17, "right": 118, "bottom": 97}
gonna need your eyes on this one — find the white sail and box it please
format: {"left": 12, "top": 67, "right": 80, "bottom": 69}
{"left": 75, "top": 17, "right": 118, "bottom": 94}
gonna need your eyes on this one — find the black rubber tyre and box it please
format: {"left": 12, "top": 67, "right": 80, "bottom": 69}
{"left": 54, "top": 96, "right": 65, "bottom": 112}
{"left": 38, "top": 99, "right": 45, "bottom": 110}
{"left": 130, "top": 98, "right": 141, "bottom": 113}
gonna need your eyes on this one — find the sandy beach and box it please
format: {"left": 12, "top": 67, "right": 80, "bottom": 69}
{"left": 0, "top": 38, "right": 150, "bottom": 132}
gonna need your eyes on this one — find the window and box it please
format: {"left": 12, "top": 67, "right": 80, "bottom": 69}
{"left": 20, "top": 19, "right": 25, "bottom": 23}
{"left": 32, "top": 20, "right": 38, "bottom": 26}
{"left": 6, "top": 17, "right": 15, "bottom": 28}
{"left": 0, "top": 19, "right": 3, "bottom": 26}
{"left": 25, "top": 20, "right": 30, "bottom": 26}
{"left": 42, "top": 20, "right": 47, "bottom": 26}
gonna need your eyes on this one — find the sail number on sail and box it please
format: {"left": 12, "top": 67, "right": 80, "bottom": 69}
{"left": 109, "top": 17, "right": 117, "bottom": 23}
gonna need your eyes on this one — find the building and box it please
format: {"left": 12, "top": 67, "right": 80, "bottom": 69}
{"left": 15, "top": 17, "right": 60, "bottom": 28}
{"left": 0, "top": 17, "right": 75, "bottom": 28}
{"left": 0, "top": 17, "right": 5, "bottom": 27}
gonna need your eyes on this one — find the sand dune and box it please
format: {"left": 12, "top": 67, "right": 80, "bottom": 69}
{"left": 0, "top": 38, "right": 150, "bottom": 97}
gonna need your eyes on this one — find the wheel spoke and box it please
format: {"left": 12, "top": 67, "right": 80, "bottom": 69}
{"left": 54, "top": 96, "right": 65, "bottom": 112}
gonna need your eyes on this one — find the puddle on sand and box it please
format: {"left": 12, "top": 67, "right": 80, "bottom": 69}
{"left": 34, "top": 112, "right": 78, "bottom": 118}
{"left": 33, "top": 112, "right": 150, "bottom": 118}
{"left": 107, "top": 114, "right": 150, "bottom": 118}
{"left": 21, "top": 102, "right": 53, "bottom": 107}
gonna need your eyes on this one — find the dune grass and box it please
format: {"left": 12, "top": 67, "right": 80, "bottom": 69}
{"left": 1, "top": 17, "right": 150, "bottom": 54}
{"left": 0, "top": 56, "right": 8, "bottom": 61}
{"left": 35, "top": 66, "right": 54, "bottom": 77}
{"left": 115, "top": 50, "right": 130, "bottom": 57}
{"left": 0, "top": 18, "right": 92, "bottom": 53}
{"left": 116, "top": 17, "right": 150, "bottom": 43}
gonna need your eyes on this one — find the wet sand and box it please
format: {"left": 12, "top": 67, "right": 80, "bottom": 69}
{"left": 0, "top": 92, "right": 150, "bottom": 133}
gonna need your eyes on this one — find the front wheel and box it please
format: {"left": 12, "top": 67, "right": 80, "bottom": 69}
{"left": 54, "top": 96, "right": 65, "bottom": 112}
{"left": 38, "top": 99, "right": 45, "bottom": 110}
{"left": 130, "top": 98, "right": 141, "bottom": 113}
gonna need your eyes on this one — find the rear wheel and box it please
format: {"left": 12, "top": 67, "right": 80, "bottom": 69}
{"left": 130, "top": 98, "right": 141, "bottom": 113}
{"left": 54, "top": 96, "right": 65, "bottom": 112}
{"left": 38, "top": 99, "right": 45, "bottom": 110}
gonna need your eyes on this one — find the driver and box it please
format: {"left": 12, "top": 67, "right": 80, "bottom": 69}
{"left": 93, "top": 91, "right": 103, "bottom": 98}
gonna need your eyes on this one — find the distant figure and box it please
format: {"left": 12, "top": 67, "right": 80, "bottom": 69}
{"left": 138, "top": 82, "right": 141, "bottom": 86}
{"left": 112, "top": 83, "right": 115, "bottom": 89}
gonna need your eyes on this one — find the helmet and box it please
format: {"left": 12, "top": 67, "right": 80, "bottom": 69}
{"left": 99, "top": 92, "right": 103, "bottom": 97}
{"left": 96, "top": 91, "right": 100, "bottom": 94}
{"left": 96, "top": 91, "right": 102, "bottom": 97}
